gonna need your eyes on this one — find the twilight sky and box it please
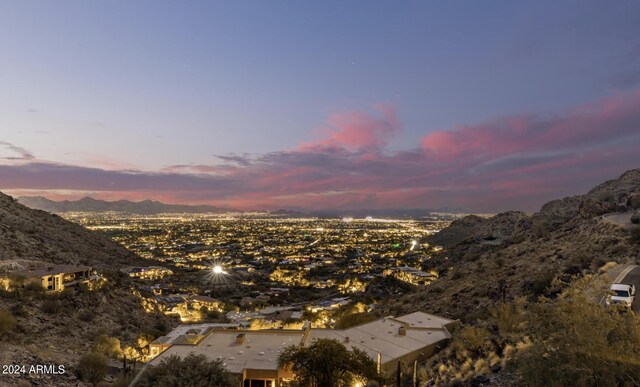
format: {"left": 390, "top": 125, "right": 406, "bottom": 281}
{"left": 1, "top": 1, "right": 639, "bottom": 212}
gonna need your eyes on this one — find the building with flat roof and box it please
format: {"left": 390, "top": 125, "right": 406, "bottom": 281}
{"left": 13, "top": 264, "right": 97, "bottom": 292}
{"left": 148, "top": 311, "right": 457, "bottom": 387}
{"left": 383, "top": 266, "right": 437, "bottom": 286}
{"left": 149, "top": 322, "right": 240, "bottom": 358}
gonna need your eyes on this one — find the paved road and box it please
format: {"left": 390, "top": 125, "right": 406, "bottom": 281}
{"left": 619, "top": 265, "right": 640, "bottom": 312}
{"left": 602, "top": 211, "right": 634, "bottom": 227}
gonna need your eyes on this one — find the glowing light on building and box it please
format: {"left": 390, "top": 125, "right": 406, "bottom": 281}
{"left": 213, "top": 265, "right": 225, "bottom": 274}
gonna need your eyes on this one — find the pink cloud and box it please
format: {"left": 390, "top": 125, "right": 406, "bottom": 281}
{"left": 421, "top": 89, "right": 640, "bottom": 163}
{"left": 299, "top": 104, "right": 401, "bottom": 151}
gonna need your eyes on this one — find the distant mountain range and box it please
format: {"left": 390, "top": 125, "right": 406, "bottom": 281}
{"left": 17, "top": 196, "right": 467, "bottom": 217}
{"left": 17, "top": 196, "right": 232, "bottom": 215}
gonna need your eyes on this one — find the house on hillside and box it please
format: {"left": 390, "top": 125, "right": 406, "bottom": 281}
{"left": 188, "top": 295, "right": 223, "bottom": 311}
{"left": 148, "top": 322, "right": 240, "bottom": 358}
{"left": 154, "top": 295, "right": 188, "bottom": 316}
{"left": 14, "top": 264, "right": 98, "bottom": 292}
{"left": 384, "top": 266, "right": 438, "bottom": 286}
{"left": 148, "top": 311, "right": 458, "bottom": 387}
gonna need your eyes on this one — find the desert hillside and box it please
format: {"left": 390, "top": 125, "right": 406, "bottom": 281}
{"left": 0, "top": 192, "right": 172, "bottom": 386}
{"left": 387, "top": 169, "right": 640, "bottom": 321}
{"left": 0, "top": 193, "right": 147, "bottom": 270}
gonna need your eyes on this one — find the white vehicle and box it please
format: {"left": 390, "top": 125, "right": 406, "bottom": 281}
{"left": 606, "top": 283, "right": 636, "bottom": 307}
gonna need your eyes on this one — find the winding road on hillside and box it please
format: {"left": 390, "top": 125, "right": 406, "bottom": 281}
{"left": 602, "top": 211, "right": 635, "bottom": 227}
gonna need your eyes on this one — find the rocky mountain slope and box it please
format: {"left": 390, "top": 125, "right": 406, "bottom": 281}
{"left": 18, "top": 196, "right": 230, "bottom": 215}
{"left": 1, "top": 194, "right": 146, "bottom": 271}
{"left": 387, "top": 169, "right": 640, "bottom": 321}
{"left": 0, "top": 192, "right": 171, "bottom": 385}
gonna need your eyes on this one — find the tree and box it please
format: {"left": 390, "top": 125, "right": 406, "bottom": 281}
{"left": 278, "top": 338, "right": 379, "bottom": 387}
{"left": 95, "top": 335, "right": 124, "bottom": 358}
{"left": 77, "top": 352, "right": 108, "bottom": 385}
{"left": 134, "top": 354, "right": 236, "bottom": 387}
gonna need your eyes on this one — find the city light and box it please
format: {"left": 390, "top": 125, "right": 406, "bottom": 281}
{"left": 204, "top": 258, "right": 232, "bottom": 286}
{"left": 411, "top": 240, "right": 418, "bottom": 250}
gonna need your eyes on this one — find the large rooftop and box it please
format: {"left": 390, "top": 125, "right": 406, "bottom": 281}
{"left": 150, "top": 330, "right": 304, "bottom": 373}
{"left": 307, "top": 312, "right": 454, "bottom": 364}
{"left": 149, "top": 312, "right": 456, "bottom": 374}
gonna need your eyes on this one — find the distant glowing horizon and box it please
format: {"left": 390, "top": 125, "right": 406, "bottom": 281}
{"left": 1, "top": 2, "right": 639, "bottom": 212}
{"left": 4, "top": 89, "right": 640, "bottom": 213}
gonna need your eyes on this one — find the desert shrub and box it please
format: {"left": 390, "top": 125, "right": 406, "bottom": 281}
{"left": 628, "top": 196, "right": 640, "bottom": 209}
{"left": 459, "top": 326, "right": 490, "bottom": 354}
{"left": 610, "top": 244, "right": 627, "bottom": 256}
{"left": 95, "top": 335, "right": 123, "bottom": 358}
{"left": 77, "top": 352, "right": 108, "bottom": 385}
{"left": 0, "top": 310, "right": 16, "bottom": 335}
{"left": 511, "top": 276, "right": 640, "bottom": 386}
{"left": 464, "top": 253, "right": 480, "bottom": 262}
{"left": 489, "top": 301, "right": 526, "bottom": 341}
{"left": 596, "top": 191, "right": 615, "bottom": 203}
{"left": 41, "top": 299, "right": 62, "bottom": 314}
{"left": 531, "top": 272, "right": 555, "bottom": 297}
{"left": 154, "top": 318, "right": 170, "bottom": 334}
{"left": 531, "top": 220, "right": 550, "bottom": 238}
{"left": 78, "top": 309, "right": 96, "bottom": 322}
{"left": 59, "top": 325, "right": 73, "bottom": 337}
{"left": 630, "top": 226, "right": 640, "bottom": 244}
{"left": 429, "top": 286, "right": 444, "bottom": 294}
{"left": 631, "top": 213, "right": 640, "bottom": 224}
{"left": 24, "top": 281, "right": 44, "bottom": 295}
{"left": 10, "top": 303, "right": 27, "bottom": 317}
{"left": 136, "top": 354, "right": 236, "bottom": 387}
{"left": 598, "top": 261, "right": 618, "bottom": 273}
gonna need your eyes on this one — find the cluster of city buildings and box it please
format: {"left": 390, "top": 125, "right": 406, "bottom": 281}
{"left": 67, "top": 213, "right": 452, "bottom": 330}
{"left": 121, "top": 265, "right": 173, "bottom": 280}
{"left": 142, "top": 293, "right": 224, "bottom": 322}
